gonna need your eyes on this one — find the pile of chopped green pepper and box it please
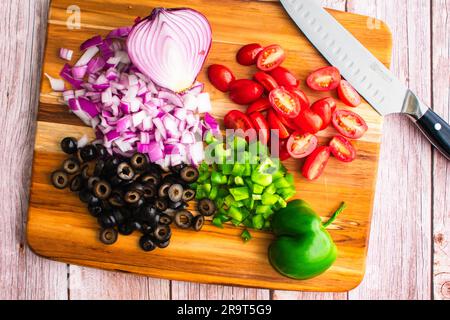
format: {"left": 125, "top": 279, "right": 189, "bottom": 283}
{"left": 192, "top": 134, "right": 297, "bottom": 241}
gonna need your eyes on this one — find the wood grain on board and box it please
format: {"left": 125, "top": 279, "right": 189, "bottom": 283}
{"left": 1, "top": 0, "right": 447, "bottom": 300}
{"left": 27, "top": 0, "right": 392, "bottom": 292}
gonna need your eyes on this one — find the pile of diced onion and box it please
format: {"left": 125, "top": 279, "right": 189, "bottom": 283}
{"left": 45, "top": 27, "right": 220, "bottom": 168}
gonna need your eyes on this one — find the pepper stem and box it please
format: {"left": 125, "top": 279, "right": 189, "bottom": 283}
{"left": 323, "top": 202, "right": 346, "bottom": 228}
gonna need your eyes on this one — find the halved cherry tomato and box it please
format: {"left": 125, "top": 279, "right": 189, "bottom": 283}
{"left": 278, "top": 139, "right": 291, "bottom": 161}
{"left": 338, "top": 80, "right": 362, "bottom": 107}
{"left": 278, "top": 114, "right": 299, "bottom": 131}
{"left": 254, "top": 71, "right": 279, "bottom": 92}
{"left": 236, "top": 43, "right": 263, "bottom": 66}
{"left": 267, "top": 110, "right": 290, "bottom": 140}
{"left": 269, "top": 87, "right": 301, "bottom": 119}
{"left": 294, "top": 109, "right": 323, "bottom": 134}
{"left": 249, "top": 111, "right": 270, "bottom": 145}
{"left": 269, "top": 66, "right": 299, "bottom": 88}
{"left": 332, "top": 110, "right": 368, "bottom": 139}
{"left": 302, "top": 146, "right": 331, "bottom": 181}
{"left": 311, "top": 97, "right": 336, "bottom": 130}
{"left": 329, "top": 135, "right": 357, "bottom": 163}
{"left": 290, "top": 88, "right": 311, "bottom": 111}
{"left": 207, "top": 64, "right": 236, "bottom": 92}
{"left": 229, "top": 79, "right": 264, "bottom": 105}
{"left": 287, "top": 132, "right": 318, "bottom": 159}
{"left": 257, "top": 45, "right": 286, "bottom": 72}
{"left": 224, "top": 110, "right": 255, "bottom": 132}
{"left": 247, "top": 98, "right": 271, "bottom": 115}
{"left": 306, "top": 66, "right": 341, "bottom": 91}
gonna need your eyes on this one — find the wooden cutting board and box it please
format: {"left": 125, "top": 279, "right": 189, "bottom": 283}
{"left": 27, "top": 0, "right": 392, "bottom": 292}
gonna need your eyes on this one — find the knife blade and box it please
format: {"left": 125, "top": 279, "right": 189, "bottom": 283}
{"left": 280, "top": 0, "right": 450, "bottom": 160}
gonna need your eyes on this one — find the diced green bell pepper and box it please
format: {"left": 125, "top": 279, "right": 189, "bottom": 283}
{"left": 252, "top": 215, "right": 265, "bottom": 230}
{"left": 262, "top": 192, "right": 279, "bottom": 206}
{"left": 228, "top": 206, "right": 244, "bottom": 222}
{"left": 209, "top": 185, "right": 218, "bottom": 200}
{"left": 234, "top": 176, "right": 245, "bottom": 186}
{"left": 211, "top": 171, "right": 228, "bottom": 185}
{"left": 264, "top": 184, "right": 277, "bottom": 195}
{"left": 229, "top": 187, "right": 250, "bottom": 201}
{"left": 241, "top": 229, "right": 252, "bottom": 242}
{"left": 274, "top": 177, "right": 291, "bottom": 189}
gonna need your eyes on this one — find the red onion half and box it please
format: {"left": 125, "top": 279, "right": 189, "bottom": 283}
{"left": 127, "top": 8, "right": 212, "bottom": 93}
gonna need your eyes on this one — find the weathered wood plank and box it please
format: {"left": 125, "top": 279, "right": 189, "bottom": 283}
{"left": 347, "top": 0, "right": 432, "bottom": 300}
{"left": 0, "top": 0, "right": 68, "bottom": 300}
{"left": 272, "top": 0, "right": 348, "bottom": 301}
{"left": 431, "top": 0, "right": 450, "bottom": 301}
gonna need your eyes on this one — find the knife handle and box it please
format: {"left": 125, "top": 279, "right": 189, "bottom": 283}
{"left": 413, "top": 109, "right": 450, "bottom": 160}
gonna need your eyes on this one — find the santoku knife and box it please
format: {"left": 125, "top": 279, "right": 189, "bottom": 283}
{"left": 280, "top": 0, "right": 450, "bottom": 160}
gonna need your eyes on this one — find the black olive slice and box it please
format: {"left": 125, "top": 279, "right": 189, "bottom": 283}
{"left": 170, "top": 163, "right": 186, "bottom": 174}
{"left": 157, "top": 239, "right": 170, "bottom": 249}
{"left": 61, "top": 137, "right": 78, "bottom": 154}
{"left": 174, "top": 210, "right": 194, "bottom": 229}
{"left": 142, "top": 184, "right": 157, "bottom": 199}
{"left": 95, "top": 144, "right": 108, "bottom": 159}
{"left": 81, "top": 164, "right": 94, "bottom": 180}
{"left": 159, "top": 214, "right": 173, "bottom": 225}
{"left": 124, "top": 190, "right": 141, "bottom": 204}
{"left": 198, "top": 198, "right": 216, "bottom": 217}
{"left": 80, "top": 145, "right": 98, "bottom": 162}
{"left": 180, "top": 166, "right": 199, "bottom": 183}
{"left": 51, "top": 171, "right": 69, "bottom": 189}
{"left": 117, "top": 162, "right": 135, "bottom": 181}
{"left": 193, "top": 215, "right": 205, "bottom": 232}
{"left": 182, "top": 189, "right": 196, "bottom": 202}
{"left": 111, "top": 209, "right": 125, "bottom": 225}
{"left": 98, "top": 214, "right": 117, "bottom": 229}
{"left": 139, "top": 235, "right": 156, "bottom": 252}
{"left": 94, "top": 160, "right": 105, "bottom": 177}
{"left": 62, "top": 158, "right": 80, "bottom": 175}
{"left": 118, "top": 221, "right": 135, "bottom": 236}
{"left": 88, "top": 205, "right": 103, "bottom": 217}
{"left": 169, "top": 201, "right": 187, "bottom": 210}
{"left": 88, "top": 194, "right": 101, "bottom": 207}
{"left": 141, "top": 173, "right": 161, "bottom": 186}
{"left": 99, "top": 228, "right": 118, "bottom": 245}
{"left": 108, "top": 193, "right": 125, "bottom": 207}
{"left": 104, "top": 157, "right": 121, "bottom": 176}
{"left": 130, "top": 153, "right": 148, "bottom": 170}
{"left": 155, "top": 198, "right": 168, "bottom": 211}
{"left": 78, "top": 189, "right": 91, "bottom": 203}
{"left": 93, "top": 180, "right": 112, "bottom": 199}
{"left": 158, "top": 182, "right": 171, "bottom": 198}
{"left": 87, "top": 176, "right": 101, "bottom": 191}
{"left": 154, "top": 225, "right": 172, "bottom": 242}
{"left": 168, "top": 184, "right": 184, "bottom": 203}
{"left": 70, "top": 174, "right": 83, "bottom": 192}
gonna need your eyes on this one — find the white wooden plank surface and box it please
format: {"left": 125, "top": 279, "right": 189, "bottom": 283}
{"left": 0, "top": 0, "right": 68, "bottom": 300}
{"left": 347, "top": 0, "right": 432, "bottom": 300}
{"left": 0, "top": 0, "right": 447, "bottom": 300}
{"left": 431, "top": 0, "right": 450, "bottom": 301}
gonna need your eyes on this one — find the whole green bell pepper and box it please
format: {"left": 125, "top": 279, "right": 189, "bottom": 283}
{"left": 269, "top": 200, "right": 346, "bottom": 280}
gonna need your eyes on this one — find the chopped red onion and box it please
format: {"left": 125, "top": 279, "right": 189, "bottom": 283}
{"left": 44, "top": 73, "right": 65, "bottom": 92}
{"left": 80, "top": 35, "right": 103, "bottom": 51}
{"left": 60, "top": 48, "right": 73, "bottom": 61}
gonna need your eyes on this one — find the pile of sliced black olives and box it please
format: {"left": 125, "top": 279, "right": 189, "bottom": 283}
{"left": 51, "top": 137, "right": 213, "bottom": 252}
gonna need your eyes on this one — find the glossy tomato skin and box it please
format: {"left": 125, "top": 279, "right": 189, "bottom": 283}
{"left": 338, "top": 80, "right": 362, "bottom": 107}
{"left": 249, "top": 112, "right": 270, "bottom": 145}
{"left": 294, "top": 109, "right": 324, "bottom": 134}
{"left": 329, "top": 135, "right": 356, "bottom": 163}
{"left": 254, "top": 72, "right": 279, "bottom": 92}
{"left": 269, "top": 87, "right": 301, "bottom": 119}
{"left": 257, "top": 45, "right": 286, "bottom": 72}
{"left": 302, "top": 146, "right": 331, "bottom": 181}
{"left": 269, "top": 67, "right": 299, "bottom": 88}
{"left": 247, "top": 98, "right": 271, "bottom": 114}
{"left": 311, "top": 97, "right": 336, "bottom": 130}
{"left": 287, "top": 132, "right": 318, "bottom": 159}
{"left": 267, "top": 110, "right": 290, "bottom": 140}
{"left": 332, "top": 110, "right": 368, "bottom": 139}
{"left": 236, "top": 43, "right": 263, "bottom": 66}
{"left": 278, "top": 139, "right": 291, "bottom": 161}
{"left": 207, "top": 64, "right": 236, "bottom": 92}
{"left": 224, "top": 110, "right": 255, "bottom": 132}
{"left": 290, "top": 88, "right": 311, "bottom": 111}
{"left": 306, "top": 66, "right": 341, "bottom": 91}
{"left": 229, "top": 79, "right": 264, "bottom": 105}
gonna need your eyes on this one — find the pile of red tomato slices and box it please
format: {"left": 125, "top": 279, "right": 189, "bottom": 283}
{"left": 207, "top": 43, "right": 368, "bottom": 181}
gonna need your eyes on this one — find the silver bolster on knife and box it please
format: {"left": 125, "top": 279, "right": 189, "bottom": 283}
{"left": 402, "top": 90, "right": 429, "bottom": 120}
